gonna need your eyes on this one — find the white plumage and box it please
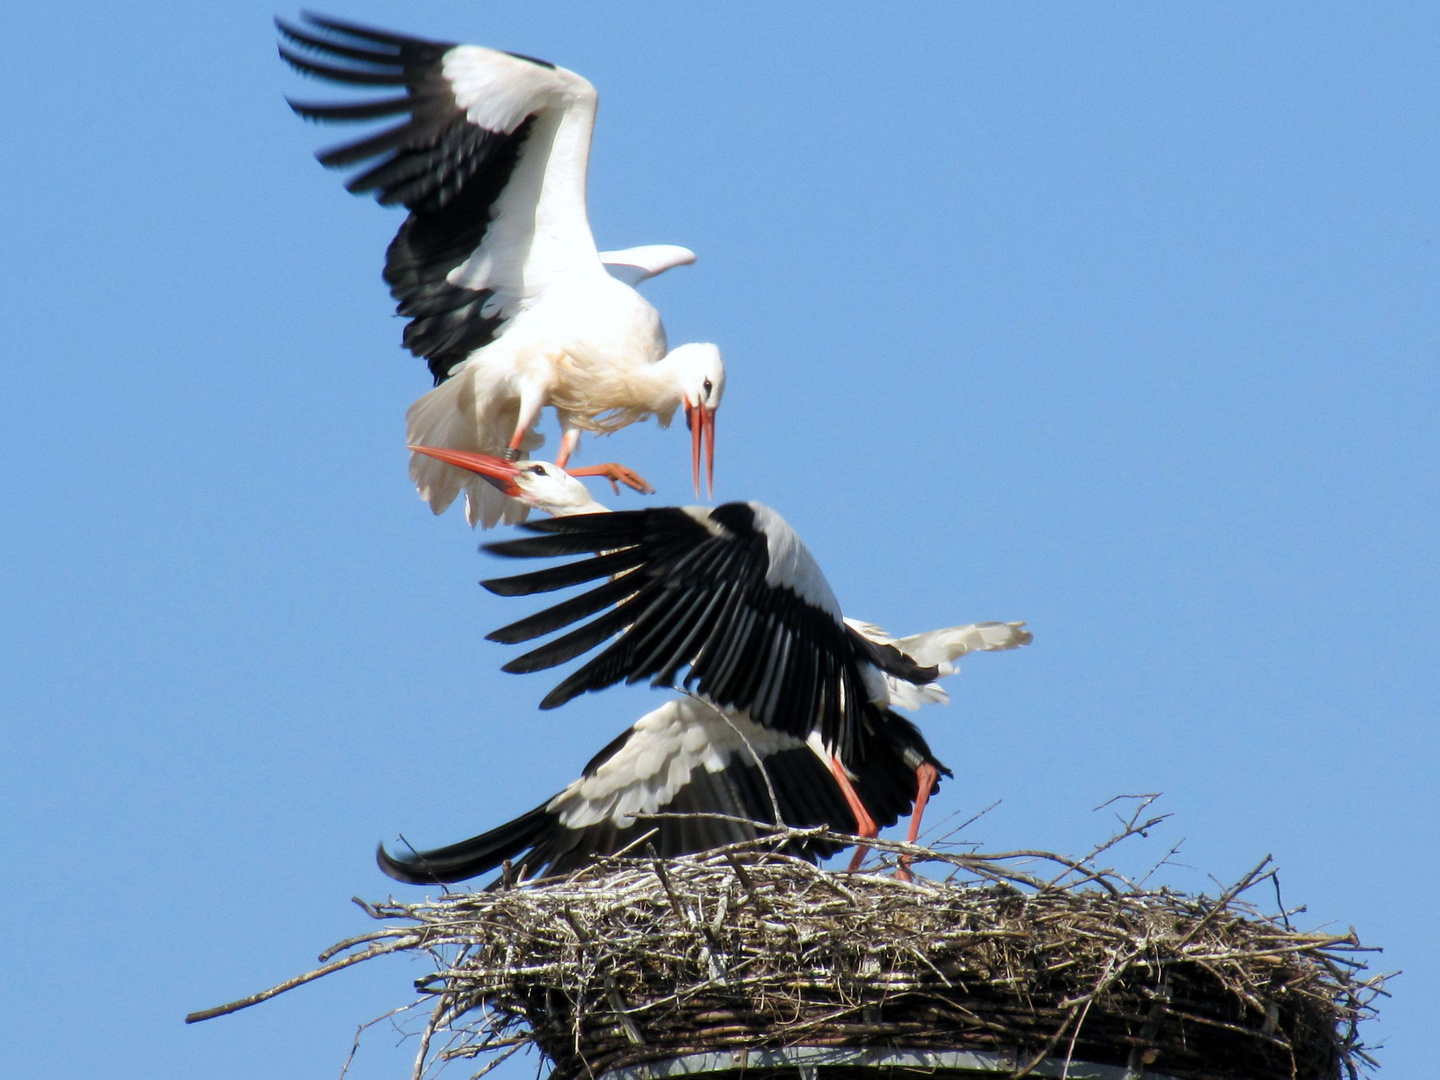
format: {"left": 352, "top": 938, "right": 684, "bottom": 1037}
{"left": 278, "top": 14, "right": 725, "bottom": 527}
{"left": 600, "top": 245, "right": 698, "bottom": 287}
{"left": 548, "top": 698, "right": 801, "bottom": 829}
{"left": 750, "top": 503, "right": 847, "bottom": 615}
{"left": 843, "top": 619, "right": 1034, "bottom": 710}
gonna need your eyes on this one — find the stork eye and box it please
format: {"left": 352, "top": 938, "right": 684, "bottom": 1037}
{"left": 529, "top": 465, "right": 546, "bottom": 475}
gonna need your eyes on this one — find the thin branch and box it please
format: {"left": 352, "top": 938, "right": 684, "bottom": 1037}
{"left": 186, "top": 938, "right": 416, "bottom": 1023}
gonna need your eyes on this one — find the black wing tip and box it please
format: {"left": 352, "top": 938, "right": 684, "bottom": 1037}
{"left": 276, "top": 13, "right": 457, "bottom": 94}
{"left": 480, "top": 534, "right": 547, "bottom": 559}
{"left": 289, "top": 10, "right": 452, "bottom": 49}
{"left": 480, "top": 518, "right": 584, "bottom": 551}
{"left": 504, "top": 510, "right": 641, "bottom": 534}
{"left": 481, "top": 577, "right": 531, "bottom": 597}
{"left": 276, "top": 46, "right": 409, "bottom": 87}
{"left": 538, "top": 686, "right": 576, "bottom": 710}
{"left": 275, "top": 41, "right": 314, "bottom": 73}
{"left": 376, "top": 840, "right": 433, "bottom": 884}
{"left": 498, "top": 646, "right": 578, "bottom": 677}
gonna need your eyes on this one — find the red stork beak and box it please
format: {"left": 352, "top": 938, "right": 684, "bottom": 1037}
{"left": 409, "top": 445, "right": 521, "bottom": 497}
{"left": 684, "top": 402, "right": 716, "bottom": 499}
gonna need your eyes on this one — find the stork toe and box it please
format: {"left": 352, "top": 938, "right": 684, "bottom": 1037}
{"left": 569, "top": 462, "right": 656, "bottom": 496}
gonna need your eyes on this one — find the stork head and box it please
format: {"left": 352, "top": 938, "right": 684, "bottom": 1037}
{"left": 668, "top": 342, "right": 725, "bottom": 499}
{"left": 408, "top": 446, "right": 604, "bottom": 516}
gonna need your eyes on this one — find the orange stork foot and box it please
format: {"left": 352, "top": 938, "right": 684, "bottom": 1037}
{"left": 897, "top": 762, "right": 941, "bottom": 883}
{"left": 826, "top": 755, "right": 879, "bottom": 872}
{"left": 567, "top": 462, "right": 656, "bottom": 496}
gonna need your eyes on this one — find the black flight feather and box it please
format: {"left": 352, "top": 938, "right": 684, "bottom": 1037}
{"left": 481, "top": 549, "right": 641, "bottom": 600}
{"left": 277, "top": 13, "right": 543, "bottom": 378}
{"left": 486, "top": 574, "right": 639, "bottom": 645}
{"left": 297, "top": 11, "right": 445, "bottom": 50}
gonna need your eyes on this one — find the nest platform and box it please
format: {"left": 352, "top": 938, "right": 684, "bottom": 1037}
{"left": 190, "top": 827, "right": 1386, "bottom": 1080}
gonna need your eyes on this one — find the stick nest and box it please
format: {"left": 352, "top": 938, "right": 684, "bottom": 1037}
{"left": 192, "top": 820, "right": 1388, "bottom": 1080}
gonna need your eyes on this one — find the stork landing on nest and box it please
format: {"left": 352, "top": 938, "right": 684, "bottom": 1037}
{"left": 278, "top": 13, "right": 725, "bottom": 527}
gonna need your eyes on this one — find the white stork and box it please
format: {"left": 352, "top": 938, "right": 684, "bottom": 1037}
{"left": 276, "top": 13, "right": 725, "bottom": 527}
{"left": 409, "top": 446, "right": 1031, "bottom": 873}
{"left": 377, "top": 696, "right": 945, "bottom": 884}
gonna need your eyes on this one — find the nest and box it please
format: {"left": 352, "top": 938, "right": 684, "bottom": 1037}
{"left": 191, "top": 818, "right": 1387, "bottom": 1080}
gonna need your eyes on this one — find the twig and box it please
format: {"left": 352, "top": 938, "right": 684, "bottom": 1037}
{"left": 185, "top": 938, "right": 415, "bottom": 1023}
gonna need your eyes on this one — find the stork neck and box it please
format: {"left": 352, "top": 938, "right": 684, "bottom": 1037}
{"left": 633, "top": 352, "right": 688, "bottom": 416}
{"left": 551, "top": 494, "right": 611, "bottom": 517}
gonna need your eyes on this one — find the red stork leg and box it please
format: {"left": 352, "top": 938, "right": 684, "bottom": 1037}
{"left": 554, "top": 428, "right": 582, "bottom": 469}
{"left": 503, "top": 430, "right": 527, "bottom": 462}
{"left": 826, "top": 756, "right": 878, "bottom": 872}
{"left": 897, "top": 762, "right": 941, "bottom": 883}
{"left": 506, "top": 386, "right": 548, "bottom": 462}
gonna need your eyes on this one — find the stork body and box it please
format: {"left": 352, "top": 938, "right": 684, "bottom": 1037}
{"left": 278, "top": 14, "right": 724, "bottom": 527}
{"left": 378, "top": 696, "right": 946, "bottom": 884}
{"left": 406, "top": 447, "right": 1030, "bottom": 874}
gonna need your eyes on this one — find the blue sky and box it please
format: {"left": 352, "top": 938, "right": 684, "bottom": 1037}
{"left": 2, "top": 3, "right": 1434, "bottom": 1076}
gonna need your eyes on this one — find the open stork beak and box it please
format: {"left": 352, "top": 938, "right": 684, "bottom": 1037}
{"left": 684, "top": 402, "right": 716, "bottom": 499}
{"left": 409, "top": 445, "right": 520, "bottom": 497}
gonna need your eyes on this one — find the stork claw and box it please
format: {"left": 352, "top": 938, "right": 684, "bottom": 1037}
{"left": 567, "top": 462, "right": 656, "bottom": 496}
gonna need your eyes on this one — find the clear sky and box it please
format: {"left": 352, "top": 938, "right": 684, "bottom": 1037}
{"left": 2, "top": 3, "right": 1435, "bottom": 1076}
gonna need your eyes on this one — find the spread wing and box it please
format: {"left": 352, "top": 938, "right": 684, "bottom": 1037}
{"left": 478, "top": 504, "right": 937, "bottom": 762}
{"left": 376, "top": 699, "right": 948, "bottom": 884}
{"left": 278, "top": 13, "right": 601, "bottom": 382}
{"left": 376, "top": 699, "right": 856, "bottom": 883}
